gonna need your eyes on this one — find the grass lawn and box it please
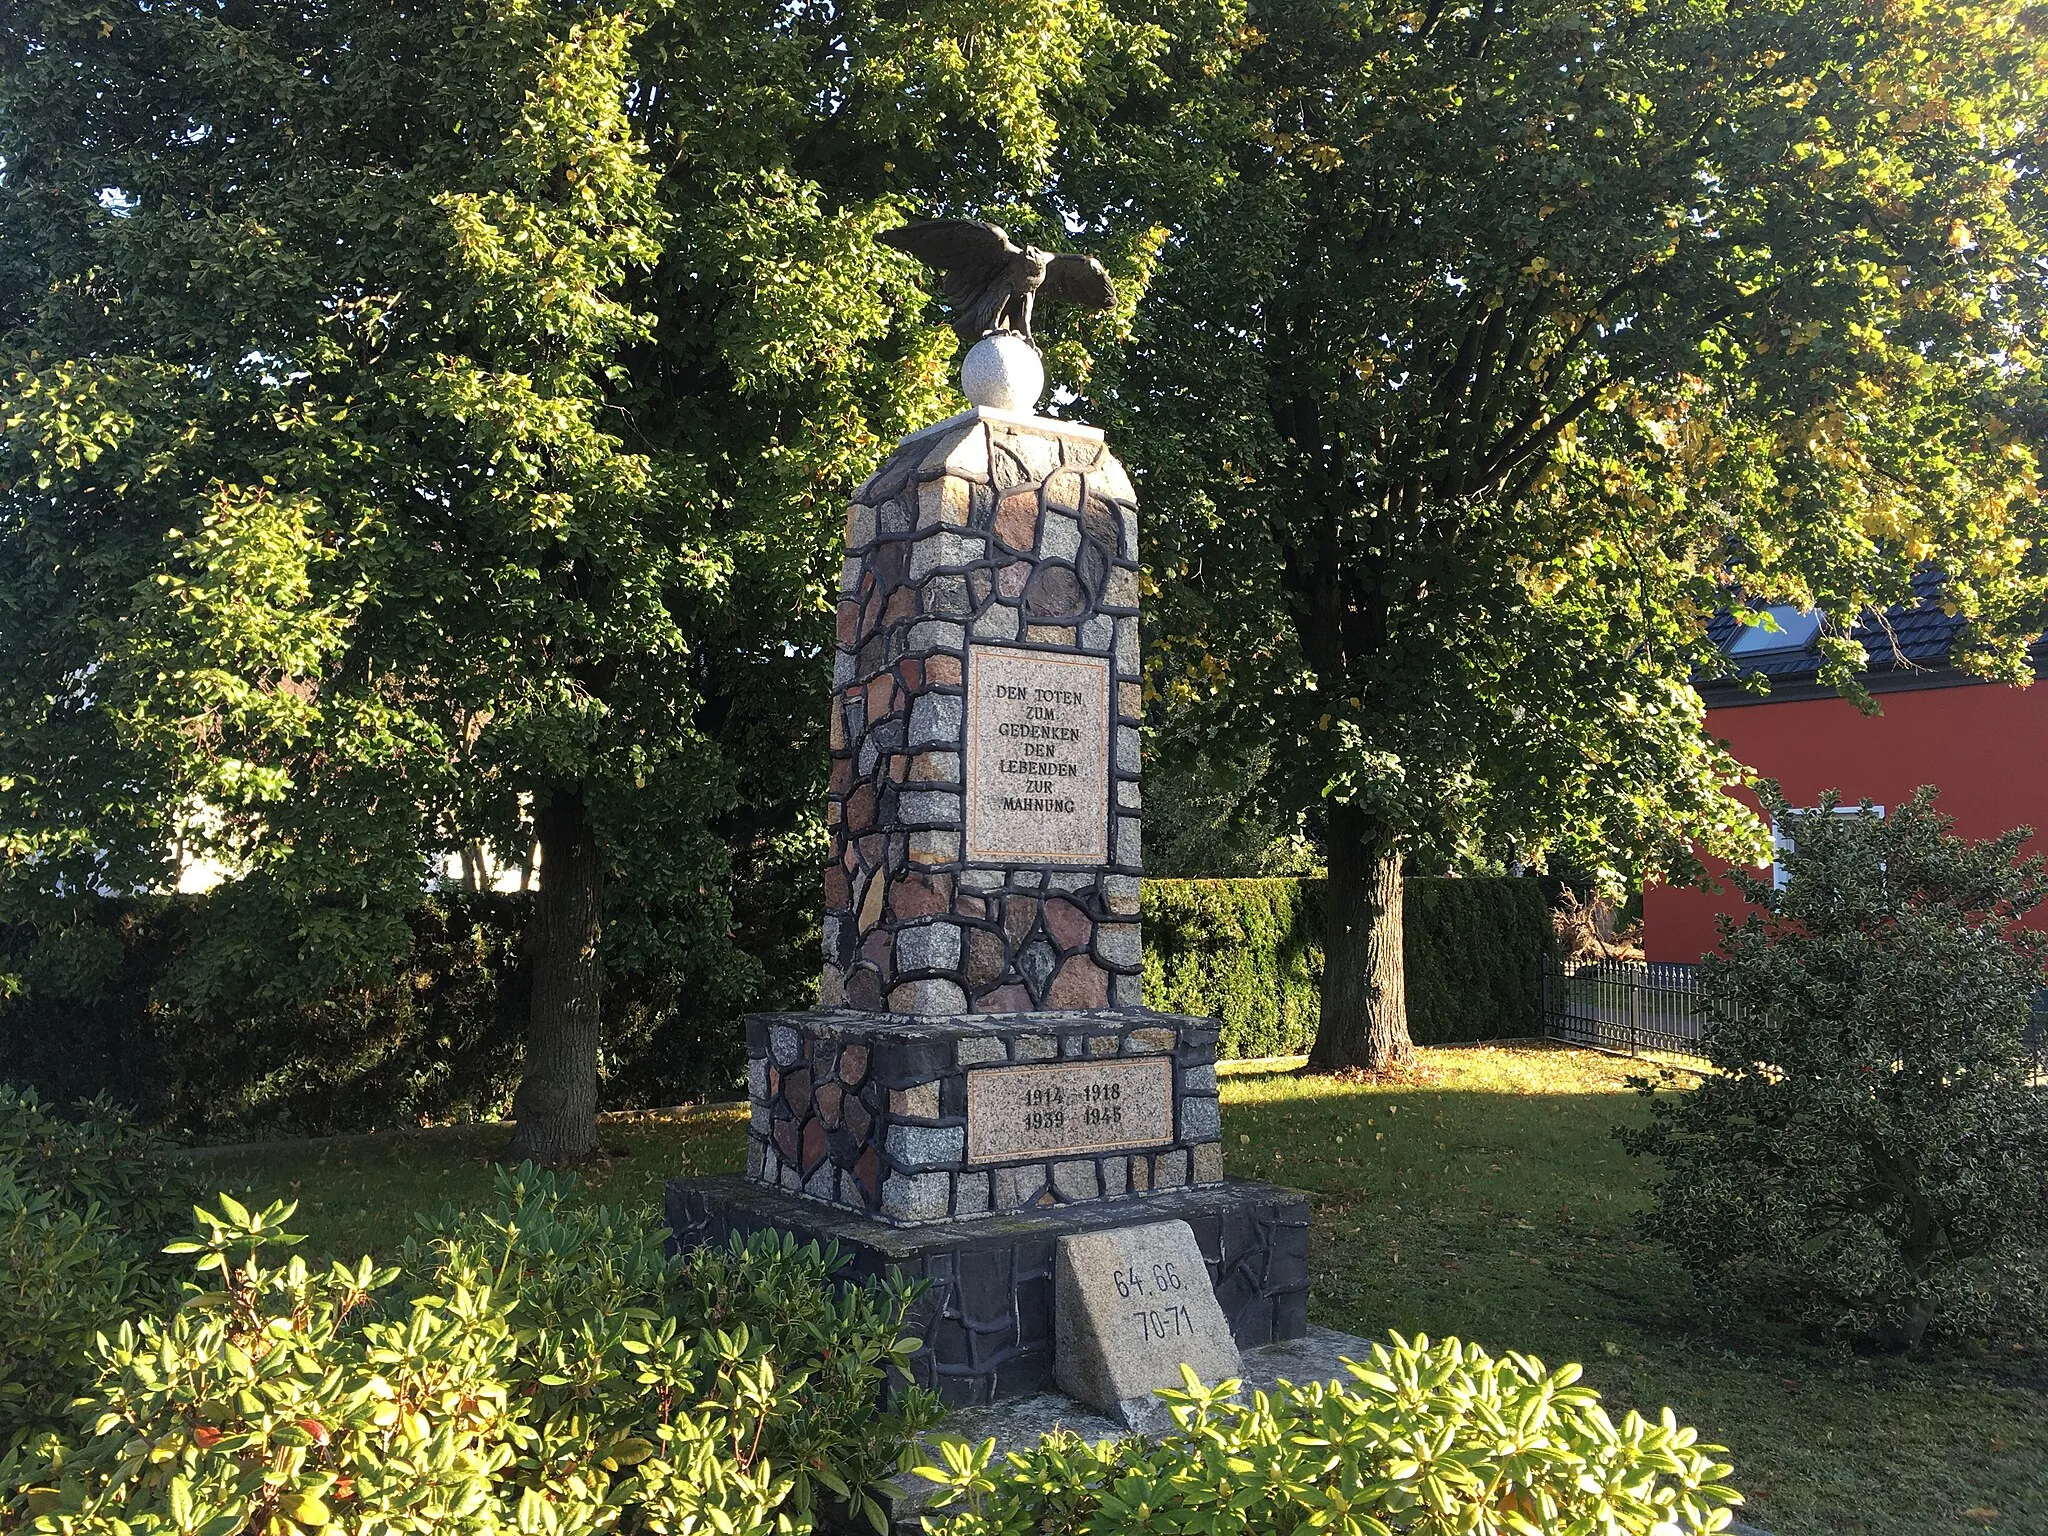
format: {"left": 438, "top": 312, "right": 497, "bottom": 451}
{"left": 188, "top": 1043, "right": 2045, "bottom": 1536}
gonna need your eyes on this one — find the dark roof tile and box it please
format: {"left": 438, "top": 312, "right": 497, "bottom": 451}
{"left": 1707, "top": 570, "right": 1967, "bottom": 681}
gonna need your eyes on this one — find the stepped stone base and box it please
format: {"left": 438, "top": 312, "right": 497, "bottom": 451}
{"left": 666, "top": 1174, "right": 1309, "bottom": 1408}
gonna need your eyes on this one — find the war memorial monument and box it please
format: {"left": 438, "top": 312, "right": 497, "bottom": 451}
{"left": 665, "top": 220, "right": 1329, "bottom": 1443}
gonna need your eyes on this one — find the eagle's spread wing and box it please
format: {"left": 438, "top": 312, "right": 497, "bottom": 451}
{"left": 877, "top": 219, "right": 1018, "bottom": 313}
{"left": 1039, "top": 252, "right": 1116, "bottom": 315}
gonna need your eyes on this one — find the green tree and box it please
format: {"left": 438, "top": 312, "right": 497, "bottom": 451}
{"left": 1, "top": 0, "right": 705, "bottom": 1162}
{"left": 613, "top": 0, "right": 1174, "bottom": 1093}
{"left": 1086, "top": 0, "right": 2048, "bottom": 1068}
{"left": 0, "top": 0, "right": 1162, "bottom": 1159}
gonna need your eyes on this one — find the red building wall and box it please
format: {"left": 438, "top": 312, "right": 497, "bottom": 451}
{"left": 1643, "top": 681, "right": 2048, "bottom": 963}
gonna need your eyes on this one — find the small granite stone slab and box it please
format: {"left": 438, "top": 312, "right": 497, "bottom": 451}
{"left": 965, "top": 1056, "right": 1172, "bottom": 1165}
{"left": 1055, "top": 1220, "right": 1241, "bottom": 1430}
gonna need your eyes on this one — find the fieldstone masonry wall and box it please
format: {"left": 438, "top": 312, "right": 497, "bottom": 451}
{"left": 747, "top": 1009, "right": 1223, "bottom": 1225}
{"left": 822, "top": 406, "right": 1143, "bottom": 1015}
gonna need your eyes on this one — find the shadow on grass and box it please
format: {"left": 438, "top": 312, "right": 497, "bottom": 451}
{"left": 1228, "top": 1047, "right": 2047, "bottom": 1536}
{"left": 190, "top": 1105, "right": 750, "bottom": 1261}
{"left": 193, "top": 1042, "right": 2041, "bottom": 1536}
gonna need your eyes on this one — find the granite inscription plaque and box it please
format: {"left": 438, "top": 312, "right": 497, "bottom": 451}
{"left": 965, "top": 645, "right": 1110, "bottom": 864}
{"left": 965, "top": 1056, "right": 1173, "bottom": 1165}
{"left": 1055, "top": 1219, "right": 1242, "bottom": 1428}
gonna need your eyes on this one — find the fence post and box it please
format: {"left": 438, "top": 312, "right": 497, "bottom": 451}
{"left": 1629, "top": 971, "right": 1640, "bottom": 1057}
{"left": 1540, "top": 956, "right": 1550, "bottom": 1043}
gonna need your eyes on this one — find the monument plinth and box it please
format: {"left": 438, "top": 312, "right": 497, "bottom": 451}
{"left": 742, "top": 1007, "right": 1222, "bottom": 1224}
{"left": 667, "top": 347, "right": 1309, "bottom": 1411}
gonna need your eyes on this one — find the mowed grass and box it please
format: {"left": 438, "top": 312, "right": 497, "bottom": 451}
{"left": 189, "top": 1107, "right": 750, "bottom": 1260}
{"left": 187, "top": 1044, "right": 2046, "bottom": 1536}
{"left": 1223, "top": 1046, "right": 2048, "bottom": 1536}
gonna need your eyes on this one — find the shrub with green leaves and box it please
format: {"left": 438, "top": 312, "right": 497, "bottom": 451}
{"left": 916, "top": 1335, "right": 1743, "bottom": 1536}
{"left": 6, "top": 1167, "right": 939, "bottom": 1536}
{"left": 1624, "top": 787, "right": 2048, "bottom": 1350}
{"left": 0, "top": 1089, "right": 185, "bottom": 1230}
{"left": 0, "top": 1089, "right": 187, "bottom": 1452}
{"left": 408, "top": 1166, "right": 939, "bottom": 1530}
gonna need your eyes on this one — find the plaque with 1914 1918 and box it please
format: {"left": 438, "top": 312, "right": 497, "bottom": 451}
{"left": 964, "top": 1055, "right": 1173, "bottom": 1164}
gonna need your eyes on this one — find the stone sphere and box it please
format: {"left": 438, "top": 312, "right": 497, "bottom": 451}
{"left": 961, "top": 332, "right": 1044, "bottom": 413}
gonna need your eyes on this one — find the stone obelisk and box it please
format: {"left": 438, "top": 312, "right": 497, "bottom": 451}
{"left": 667, "top": 335, "right": 1309, "bottom": 1410}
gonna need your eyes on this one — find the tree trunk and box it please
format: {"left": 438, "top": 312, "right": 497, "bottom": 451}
{"left": 1306, "top": 804, "right": 1413, "bottom": 1073}
{"left": 504, "top": 789, "right": 604, "bottom": 1164}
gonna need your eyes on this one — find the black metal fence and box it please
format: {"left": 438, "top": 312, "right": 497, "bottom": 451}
{"left": 1540, "top": 958, "right": 1713, "bottom": 1059}
{"left": 1542, "top": 957, "right": 2048, "bottom": 1079}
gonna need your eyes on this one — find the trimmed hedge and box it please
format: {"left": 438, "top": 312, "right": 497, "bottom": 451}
{"left": 0, "top": 894, "right": 745, "bottom": 1141}
{"left": 1403, "top": 875, "right": 1553, "bottom": 1044}
{"left": 4, "top": 877, "right": 1551, "bottom": 1138}
{"left": 1143, "top": 875, "right": 1551, "bottom": 1056}
{"left": 1141, "top": 879, "right": 1322, "bottom": 1058}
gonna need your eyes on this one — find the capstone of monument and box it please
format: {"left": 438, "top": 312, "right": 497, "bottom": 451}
{"left": 666, "top": 316, "right": 1309, "bottom": 1412}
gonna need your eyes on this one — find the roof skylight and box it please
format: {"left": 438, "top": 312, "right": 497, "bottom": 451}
{"left": 1726, "top": 604, "right": 1823, "bottom": 658}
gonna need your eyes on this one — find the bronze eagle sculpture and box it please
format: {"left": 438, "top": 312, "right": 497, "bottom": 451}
{"left": 878, "top": 219, "right": 1116, "bottom": 345}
